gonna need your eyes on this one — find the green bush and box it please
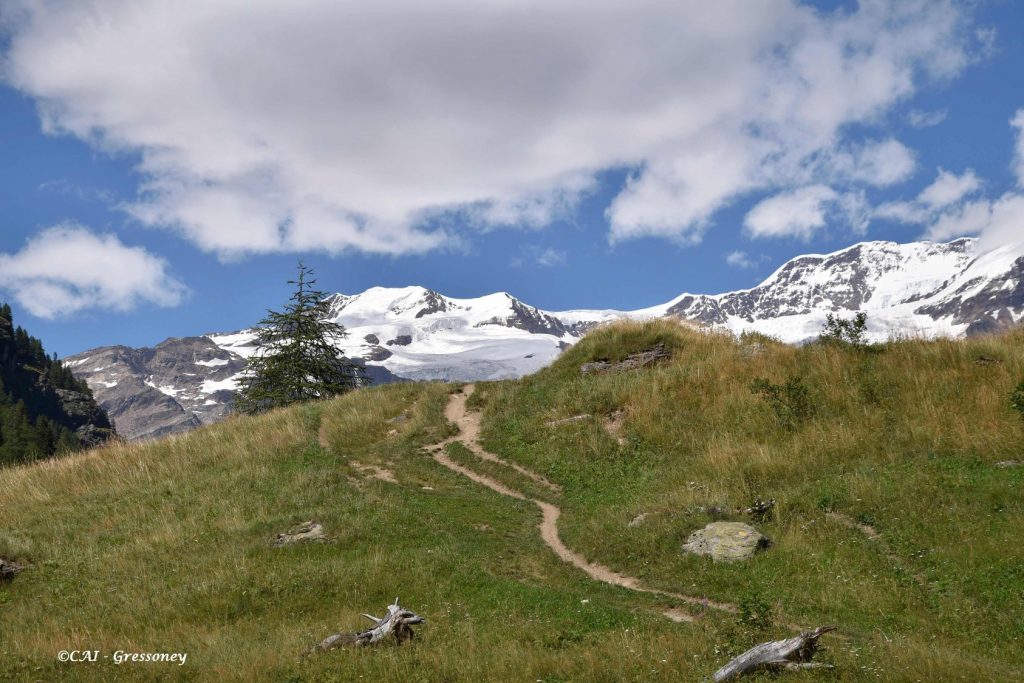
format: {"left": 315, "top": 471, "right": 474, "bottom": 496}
{"left": 1011, "top": 380, "right": 1024, "bottom": 421}
{"left": 820, "top": 311, "right": 869, "bottom": 349}
{"left": 749, "top": 375, "right": 814, "bottom": 431}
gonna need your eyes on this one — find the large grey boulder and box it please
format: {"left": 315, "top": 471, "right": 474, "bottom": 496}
{"left": 682, "top": 522, "right": 770, "bottom": 562}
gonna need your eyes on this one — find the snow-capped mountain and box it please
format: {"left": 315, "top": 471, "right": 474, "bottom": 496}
{"left": 659, "top": 237, "right": 1024, "bottom": 342}
{"left": 67, "top": 237, "right": 1024, "bottom": 440}
{"left": 211, "top": 288, "right": 582, "bottom": 382}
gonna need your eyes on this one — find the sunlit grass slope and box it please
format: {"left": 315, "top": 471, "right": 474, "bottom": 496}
{"left": 1, "top": 320, "right": 1023, "bottom": 681}
{"left": 474, "top": 320, "right": 1024, "bottom": 680}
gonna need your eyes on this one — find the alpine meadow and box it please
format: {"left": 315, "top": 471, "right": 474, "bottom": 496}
{"left": 2, "top": 320, "right": 1023, "bottom": 681}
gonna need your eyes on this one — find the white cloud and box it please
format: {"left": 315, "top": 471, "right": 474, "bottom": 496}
{"left": 1011, "top": 109, "right": 1024, "bottom": 187}
{"left": 875, "top": 115, "right": 1024, "bottom": 251}
{"left": 0, "top": 225, "right": 187, "bottom": 318}
{"left": 848, "top": 139, "right": 918, "bottom": 187}
{"left": 744, "top": 185, "right": 838, "bottom": 240}
{"left": 726, "top": 251, "right": 756, "bottom": 269}
{"left": 924, "top": 198, "right": 994, "bottom": 241}
{"left": 907, "top": 108, "right": 948, "bottom": 128}
{"left": 875, "top": 167, "right": 981, "bottom": 224}
{"left": 918, "top": 168, "right": 982, "bottom": 207}
{"left": 924, "top": 193, "right": 1024, "bottom": 251}
{"left": 536, "top": 248, "right": 567, "bottom": 267}
{"left": 2, "top": 1, "right": 979, "bottom": 255}
{"left": 510, "top": 245, "right": 567, "bottom": 268}
{"left": 821, "top": 139, "right": 917, "bottom": 187}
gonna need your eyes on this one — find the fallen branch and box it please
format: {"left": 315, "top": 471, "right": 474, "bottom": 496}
{"left": 545, "top": 414, "right": 592, "bottom": 427}
{"left": 0, "top": 556, "right": 25, "bottom": 582}
{"left": 315, "top": 598, "right": 425, "bottom": 651}
{"left": 712, "top": 626, "right": 835, "bottom": 682}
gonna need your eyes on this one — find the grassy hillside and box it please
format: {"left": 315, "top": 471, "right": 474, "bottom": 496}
{"left": 2, "top": 321, "right": 1023, "bottom": 681}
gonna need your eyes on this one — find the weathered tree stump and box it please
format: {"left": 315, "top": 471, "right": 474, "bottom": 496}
{"left": 712, "top": 626, "right": 835, "bottom": 681}
{"left": 315, "top": 598, "right": 425, "bottom": 651}
{"left": 0, "top": 556, "right": 25, "bottom": 582}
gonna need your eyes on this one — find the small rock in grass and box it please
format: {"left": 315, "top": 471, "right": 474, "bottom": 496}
{"left": 995, "top": 460, "right": 1020, "bottom": 468}
{"left": 628, "top": 513, "right": 648, "bottom": 528}
{"left": 745, "top": 498, "right": 775, "bottom": 522}
{"left": 580, "top": 344, "right": 671, "bottom": 375}
{"left": 273, "top": 521, "right": 327, "bottom": 547}
{"left": 682, "top": 522, "right": 770, "bottom": 562}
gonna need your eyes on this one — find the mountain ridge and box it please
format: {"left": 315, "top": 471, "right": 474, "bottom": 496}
{"left": 67, "top": 236, "right": 1024, "bottom": 440}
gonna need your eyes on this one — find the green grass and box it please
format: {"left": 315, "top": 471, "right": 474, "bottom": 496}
{"left": 2, "top": 320, "right": 1023, "bottom": 681}
{"left": 473, "top": 320, "right": 1024, "bottom": 680}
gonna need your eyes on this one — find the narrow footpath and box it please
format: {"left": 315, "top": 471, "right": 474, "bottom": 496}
{"left": 425, "top": 384, "right": 737, "bottom": 622}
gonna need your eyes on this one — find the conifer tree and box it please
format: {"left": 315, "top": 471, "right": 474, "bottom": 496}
{"left": 234, "top": 262, "right": 363, "bottom": 414}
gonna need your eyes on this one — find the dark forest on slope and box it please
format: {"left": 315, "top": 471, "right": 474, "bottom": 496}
{"left": 0, "top": 303, "right": 114, "bottom": 465}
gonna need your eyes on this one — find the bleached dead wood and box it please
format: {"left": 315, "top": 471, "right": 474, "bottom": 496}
{"left": 315, "top": 598, "right": 425, "bottom": 651}
{"left": 544, "top": 414, "right": 592, "bottom": 426}
{"left": 712, "top": 626, "right": 835, "bottom": 681}
{"left": 0, "top": 556, "right": 25, "bottom": 581}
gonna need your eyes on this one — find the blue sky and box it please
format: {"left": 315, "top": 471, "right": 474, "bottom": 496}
{"left": 1, "top": 0, "right": 1023, "bottom": 357}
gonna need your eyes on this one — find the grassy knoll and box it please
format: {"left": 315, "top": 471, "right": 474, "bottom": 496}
{"left": 2, "top": 320, "right": 1023, "bottom": 681}
{"left": 473, "top": 320, "right": 1024, "bottom": 680}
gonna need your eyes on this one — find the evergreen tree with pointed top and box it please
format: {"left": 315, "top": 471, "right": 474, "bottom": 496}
{"left": 234, "top": 262, "right": 363, "bottom": 414}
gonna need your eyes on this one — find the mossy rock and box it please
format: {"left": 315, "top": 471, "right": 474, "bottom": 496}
{"left": 682, "top": 521, "right": 770, "bottom": 562}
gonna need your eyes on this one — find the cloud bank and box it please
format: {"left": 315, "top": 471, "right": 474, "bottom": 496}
{"left": 2, "top": 1, "right": 979, "bottom": 257}
{"left": 876, "top": 113, "right": 1024, "bottom": 251}
{"left": 0, "top": 225, "right": 187, "bottom": 318}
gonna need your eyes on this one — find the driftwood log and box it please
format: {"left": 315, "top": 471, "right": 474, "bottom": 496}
{"left": 316, "top": 598, "right": 425, "bottom": 651}
{"left": 712, "top": 626, "right": 835, "bottom": 681}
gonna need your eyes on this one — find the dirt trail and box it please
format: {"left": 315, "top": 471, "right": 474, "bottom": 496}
{"left": 441, "top": 389, "right": 562, "bottom": 494}
{"left": 426, "top": 384, "right": 736, "bottom": 620}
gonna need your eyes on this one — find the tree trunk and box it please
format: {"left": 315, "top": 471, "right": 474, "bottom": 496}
{"left": 316, "top": 598, "right": 425, "bottom": 651}
{"left": 712, "top": 626, "right": 835, "bottom": 681}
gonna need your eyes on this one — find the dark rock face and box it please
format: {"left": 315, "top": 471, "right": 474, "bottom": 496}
{"left": 53, "top": 388, "right": 116, "bottom": 447}
{"left": 0, "top": 305, "right": 114, "bottom": 459}
{"left": 66, "top": 337, "right": 246, "bottom": 440}
{"left": 69, "top": 336, "right": 401, "bottom": 441}
{"left": 363, "top": 334, "right": 380, "bottom": 345}
{"left": 322, "top": 293, "right": 353, "bottom": 319}
{"left": 414, "top": 290, "right": 457, "bottom": 318}
{"left": 386, "top": 335, "right": 413, "bottom": 346}
{"left": 359, "top": 362, "right": 402, "bottom": 386}
{"left": 364, "top": 346, "right": 393, "bottom": 361}
{"left": 916, "top": 256, "right": 1024, "bottom": 336}
{"left": 476, "top": 296, "right": 571, "bottom": 336}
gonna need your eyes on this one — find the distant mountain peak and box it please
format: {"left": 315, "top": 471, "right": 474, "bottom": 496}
{"left": 69, "top": 237, "right": 1024, "bottom": 440}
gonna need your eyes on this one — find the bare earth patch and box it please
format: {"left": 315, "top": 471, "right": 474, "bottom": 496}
{"left": 602, "top": 409, "right": 627, "bottom": 445}
{"left": 351, "top": 461, "right": 399, "bottom": 484}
